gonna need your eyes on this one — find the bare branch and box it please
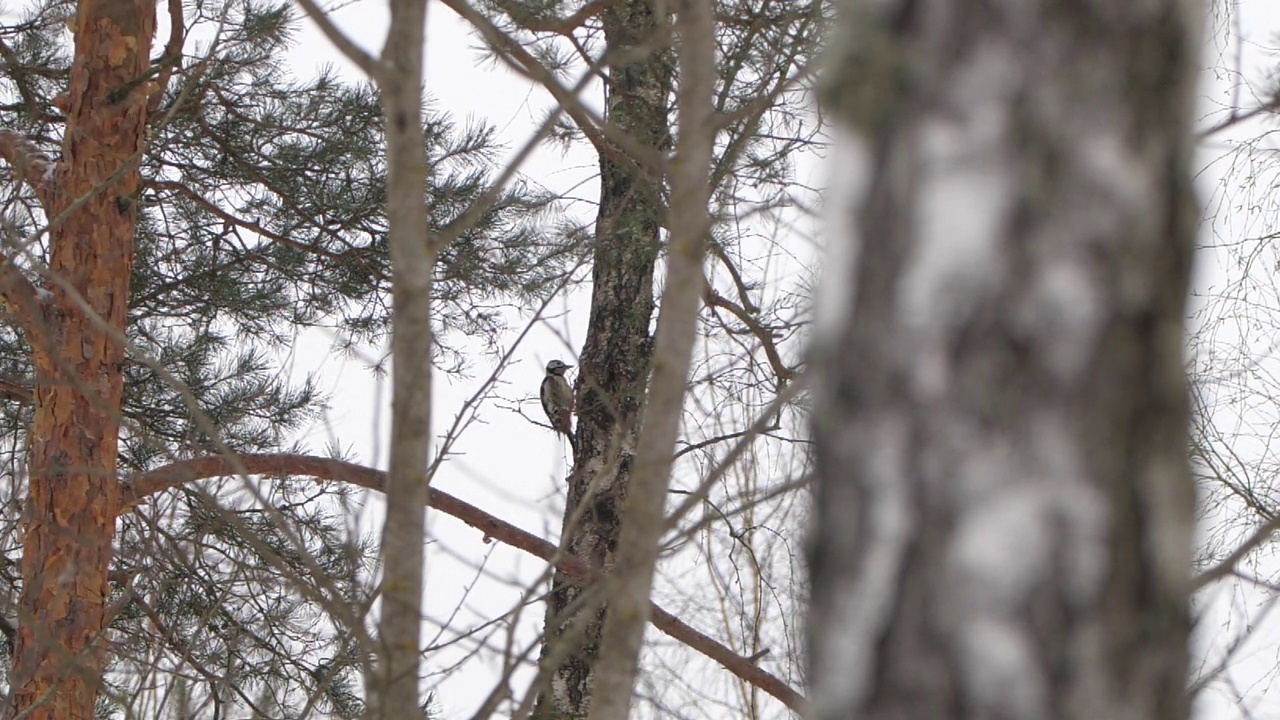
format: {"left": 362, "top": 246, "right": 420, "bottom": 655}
{"left": 0, "top": 377, "right": 32, "bottom": 403}
{"left": 438, "top": 0, "right": 665, "bottom": 182}
{"left": 121, "top": 453, "right": 805, "bottom": 711}
{"left": 704, "top": 284, "right": 796, "bottom": 382}
{"left": 1197, "top": 94, "right": 1280, "bottom": 140}
{"left": 291, "top": 0, "right": 384, "bottom": 81}
{"left": 0, "top": 245, "right": 50, "bottom": 348}
{"left": 148, "top": 0, "right": 186, "bottom": 114}
{"left": 1192, "top": 514, "right": 1280, "bottom": 591}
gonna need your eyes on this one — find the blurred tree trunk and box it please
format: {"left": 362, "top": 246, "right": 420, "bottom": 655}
{"left": 533, "top": 0, "right": 673, "bottom": 717}
{"left": 6, "top": 0, "right": 156, "bottom": 718}
{"left": 808, "top": 2, "right": 1201, "bottom": 719}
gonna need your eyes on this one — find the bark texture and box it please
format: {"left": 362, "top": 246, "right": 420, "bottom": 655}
{"left": 371, "top": 0, "right": 432, "bottom": 714}
{"left": 535, "top": 0, "right": 673, "bottom": 716}
{"left": 586, "top": 0, "right": 715, "bottom": 717}
{"left": 8, "top": 0, "right": 156, "bottom": 718}
{"left": 809, "top": 2, "right": 1201, "bottom": 719}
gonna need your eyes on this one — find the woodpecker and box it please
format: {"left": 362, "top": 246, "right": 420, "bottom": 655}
{"left": 540, "top": 359, "right": 574, "bottom": 436}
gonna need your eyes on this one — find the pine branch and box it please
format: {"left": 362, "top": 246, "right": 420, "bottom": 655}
{"left": 122, "top": 452, "right": 806, "bottom": 711}
{"left": 0, "top": 37, "right": 47, "bottom": 125}
{"left": 0, "top": 128, "right": 54, "bottom": 204}
{"left": 489, "top": 0, "right": 618, "bottom": 35}
{"left": 148, "top": 0, "right": 186, "bottom": 114}
{"left": 0, "top": 245, "right": 50, "bottom": 348}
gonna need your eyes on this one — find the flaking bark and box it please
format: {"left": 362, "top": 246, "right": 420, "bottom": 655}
{"left": 7, "top": 0, "right": 156, "bottom": 718}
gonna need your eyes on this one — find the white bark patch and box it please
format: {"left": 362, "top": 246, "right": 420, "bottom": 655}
{"left": 809, "top": 416, "right": 913, "bottom": 716}
{"left": 1143, "top": 454, "right": 1194, "bottom": 594}
{"left": 957, "top": 618, "right": 1048, "bottom": 717}
{"left": 1020, "top": 260, "right": 1103, "bottom": 381}
{"left": 949, "top": 485, "right": 1053, "bottom": 614}
{"left": 816, "top": 128, "right": 873, "bottom": 338}
{"left": 1030, "top": 413, "right": 1109, "bottom": 608}
{"left": 551, "top": 676, "right": 571, "bottom": 711}
{"left": 1077, "top": 130, "right": 1158, "bottom": 230}
{"left": 947, "top": 415, "right": 1109, "bottom": 611}
{"left": 944, "top": 414, "right": 1110, "bottom": 713}
{"left": 899, "top": 42, "right": 1019, "bottom": 398}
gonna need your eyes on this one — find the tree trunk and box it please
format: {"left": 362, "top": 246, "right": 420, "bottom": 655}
{"left": 808, "top": 2, "right": 1201, "bottom": 719}
{"left": 534, "top": 0, "right": 673, "bottom": 716}
{"left": 8, "top": 0, "right": 155, "bottom": 717}
{"left": 586, "top": 0, "right": 715, "bottom": 717}
{"left": 371, "top": 0, "right": 431, "bottom": 715}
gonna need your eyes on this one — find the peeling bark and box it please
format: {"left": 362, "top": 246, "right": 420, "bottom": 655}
{"left": 809, "top": 2, "right": 1201, "bottom": 719}
{"left": 7, "top": 0, "right": 156, "bottom": 718}
{"left": 534, "top": 1, "right": 674, "bottom": 715}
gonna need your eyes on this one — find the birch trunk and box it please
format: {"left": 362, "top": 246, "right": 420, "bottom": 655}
{"left": 809, "top": 2, "right": 1201, "bottom": 718}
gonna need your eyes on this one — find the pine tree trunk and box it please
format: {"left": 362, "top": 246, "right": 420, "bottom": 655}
{"left": 534, "top": 0, "right": 673, "bottom": 716}
{"left": 808, "top": 2, "right": 1200, "bottom": 719}
{"left": 8, "top": 0, "right": 155, "bottom": 718}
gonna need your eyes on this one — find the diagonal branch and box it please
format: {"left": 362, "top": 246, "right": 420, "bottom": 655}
{"left": 148, "top": 0, "right": 186, "bottom": 114}
{"left": 489, "top": 0, "right": 618, "bottom": 35}
{"left": 151, "top": 180, "right": 346, "bottom": 260}
{"left": 438, "top": 0, "right": 665, "bottom": 182}
{"left": 1192, "top": 513, "right": 1280, "bottom": 591}
{"left": 0, "top": 37, "right": 48, "bottom": 125}
{"left": 291, "top": 0, "right": 384, "bottom": 81}
{"left": 0, "top": 129, "right": 55, "bottom": 206}
{"left": 0, "top": 240, "right": 50, "bottom": 348}
{"left": 122, "top": 453, "right": 805, "bottom": 711}
{"left": 704, "top": 283, "right": 796, "bottom": 382}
